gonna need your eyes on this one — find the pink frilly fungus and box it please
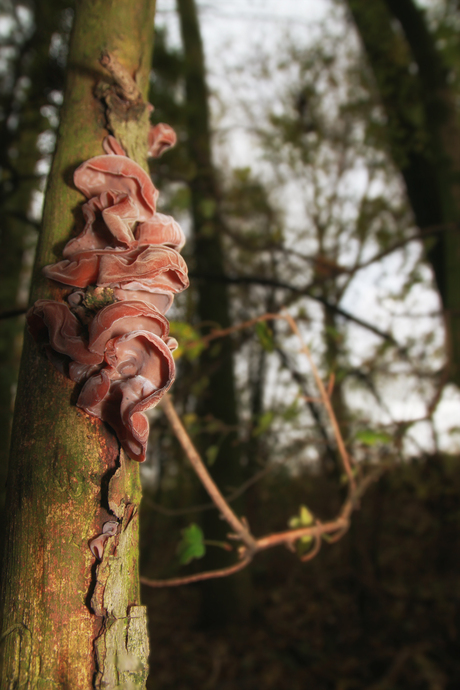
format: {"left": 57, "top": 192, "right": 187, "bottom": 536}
{"left": 148, "top": 123, "right": 177, "bottom": 158}
{"left": 27, "top": 121, "right": 188, "bottom": 462}
{"left": 89, "top": 520, "right": 119, "bottom": 560}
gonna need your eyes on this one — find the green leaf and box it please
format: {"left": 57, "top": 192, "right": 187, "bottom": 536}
{"left": 252, "top": 410, "right": 275, "bottom": 437}
{"left": 256, "top": 321, "right": 275, "bottom": 352}
{"left": 288, "top": 504, "right": 315, "bottom": 530}
{"left": 168, "top": 321, "right": 205, "bottom": 362}
{"left": 355, "top": 429, "right": 392, "bottom": 446}
{"left": 205, "top": 445, "right": 219, "bottom": 466}
{"left": 282, "top": 397, "right": 299, "bottom": 422}
{"left": 177, "top": 524, "right": 206, "bottom": 565}
{"left": 288, "top": 505, "right": 315, "bottom": 551}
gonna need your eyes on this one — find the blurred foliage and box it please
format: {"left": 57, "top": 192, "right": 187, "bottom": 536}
{"left": 177, "top": 523, "right": 206, "bottom": 565}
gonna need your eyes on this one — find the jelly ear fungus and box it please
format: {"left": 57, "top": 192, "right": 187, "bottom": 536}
{"left": 27, "top": 127, "right": 188, "bottom": 463}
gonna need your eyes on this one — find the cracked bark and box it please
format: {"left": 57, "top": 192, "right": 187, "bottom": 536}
{"left": 0, "top": 0, "right": 156, "bottom": 686}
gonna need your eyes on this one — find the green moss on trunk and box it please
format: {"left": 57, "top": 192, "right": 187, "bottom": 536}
{"left": 0, "top": 0, "right": 156, "bottom": 686}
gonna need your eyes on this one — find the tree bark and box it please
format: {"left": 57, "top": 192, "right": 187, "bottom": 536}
{"left": 0, "top": 0, "right": 69, "bottom": 542}
{"left": 347, "top": 0, "right": 460, "bottom": 385}
{"left": 0, "top": 0, "right": 155, "bottom": 686}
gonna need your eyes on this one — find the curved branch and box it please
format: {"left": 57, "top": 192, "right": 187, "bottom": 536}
{"left": 161, "top": 394, "right": 258, "bottom": 553}
{"left": 140, "top": 555, "right": 252, "bottom": 588}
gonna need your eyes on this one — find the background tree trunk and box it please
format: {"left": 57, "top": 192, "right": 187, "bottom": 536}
{"left": 347, "top": 0, "right": 460, "bottom": 385}
{"left": 177, "top": 0, "right": 252, "bottom": 626}
{"left": 0, "top": 0, "right": 155, "bottom": 686}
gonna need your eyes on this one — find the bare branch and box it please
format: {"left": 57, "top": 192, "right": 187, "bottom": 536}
{"left": 161, "top": 394, "right": 258, "bottom": 553}
{"left": 140, "top": 555, "right": 252, "bottom": 588}
{"left": 141, "top": 315, "right": 386, "bottom": 588}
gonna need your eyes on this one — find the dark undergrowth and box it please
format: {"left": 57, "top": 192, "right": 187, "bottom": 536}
{"left": 141, "top": 454, "right": 460, "bottom": 690}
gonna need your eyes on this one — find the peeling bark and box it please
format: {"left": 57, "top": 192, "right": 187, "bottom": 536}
{"left": 92, "top": 452, "right": 149, "bottom": 689}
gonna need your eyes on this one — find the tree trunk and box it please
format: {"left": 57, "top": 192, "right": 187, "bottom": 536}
{"left": 0, "top": 0, "right": 155, "bottom": 686}
{"left": 177, "top": 0, "right": 251, "bottom": 626}
{"left": 0, "top": 0, "right": 69, "bottom": 543}
{"left": 347, "top": 0, "right": 460, "bottom": 385}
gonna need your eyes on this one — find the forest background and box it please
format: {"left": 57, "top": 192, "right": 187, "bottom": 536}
{"left": 0, "top": 0, "right": 459, "bottom": 688}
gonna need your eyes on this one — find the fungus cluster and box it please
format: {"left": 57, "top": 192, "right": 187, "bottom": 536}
{"left": 27, "top": 125, "right": 188, "bottom": 462}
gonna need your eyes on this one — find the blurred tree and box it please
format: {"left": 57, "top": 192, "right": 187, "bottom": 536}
{"left": 175, "top": 0, "right": 251, "bottom": 627}
{"left": 347, "top": 0, "right": 460, "bottom": 385}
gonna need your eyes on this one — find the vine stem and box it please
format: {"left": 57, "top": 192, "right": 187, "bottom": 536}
{"left": 161, "top": 394, "right": 258, "bottom": 553}
{"left": 142, "top": 312, "right": 385, "bottom": 588}
{"left": 187, "top": 309, "right": 356, "bottom": 488}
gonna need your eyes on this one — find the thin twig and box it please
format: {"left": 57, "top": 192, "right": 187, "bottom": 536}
{"left": 141, "top": 460, "right": 383, "bottom": 587}
{"left": 282, "top": 312, "right": 356, "bottom": 490}
{"left": 140, "top": 555, "right": 252, "bottom": 588}
{"left": 161, "top": 394, "right": 258, "bottom": 553}
{"left": 142, "top": 316, "right": 386, "bottom": 588}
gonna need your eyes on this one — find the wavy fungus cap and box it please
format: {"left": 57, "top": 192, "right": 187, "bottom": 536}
{"left": 136, "top": 213, "right": 186, "bottom": 251}
{"left": 74, "top": 154, "right": 159, "bottom": 218}
{"left": 27, "top": 300, "right": 101, "bottom": 375}
{"left": 44, "top": 245, "right": 189, "bottom": 295}
{"left": 77, "top": 330, "right": 176, "bottom": 461}
{"left": 63, "top": 192, "right": 141, "bottom": 256}
{"left": 148, "top": 123, "right": 177, "bottom": 158}
{"left": 29, "top": 123, "right": 187, "bottom": 462}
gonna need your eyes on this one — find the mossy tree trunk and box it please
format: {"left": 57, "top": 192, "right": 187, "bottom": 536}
{"left": 0, "top": 0, "right": 156, "bottom": 687}
{"left": 0, "top": 0, "right": 70, "bottom": 541}
{"left": 347, "top": 0, "right": 460, "bottom": 385}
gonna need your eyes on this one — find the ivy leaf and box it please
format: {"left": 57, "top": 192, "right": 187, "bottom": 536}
{"left": 177, "top": 524, "right": 206, "bottom": 565}
{"left": 355, "top": 429, "right": 392, "bottom": 446}
{"left": 256, "top": 321, "right": 275, "bottom": 352}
